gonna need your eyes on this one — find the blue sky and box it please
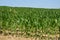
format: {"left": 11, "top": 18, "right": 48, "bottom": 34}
{"left": 0, "top": 0, "right": 60, "bottom": 8}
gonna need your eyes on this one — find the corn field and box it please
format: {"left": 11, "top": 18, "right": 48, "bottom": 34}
{"left": 0, "top": 6, "right": 60, "bottom": 40}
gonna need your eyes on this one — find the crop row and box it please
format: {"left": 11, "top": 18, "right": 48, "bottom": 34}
{"left": 0, "top": 6, "right": 60, "bottom": 36}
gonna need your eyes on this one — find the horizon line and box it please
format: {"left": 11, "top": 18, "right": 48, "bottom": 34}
{"left": 0, "top": 5, "right": 60, "bottom": 9}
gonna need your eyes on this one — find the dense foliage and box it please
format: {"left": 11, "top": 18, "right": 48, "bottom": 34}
{"left": 0, "top": 6, "right": 60, "bottom": 36}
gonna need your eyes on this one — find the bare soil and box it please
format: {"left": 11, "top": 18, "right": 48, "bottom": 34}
{"left": 0, "top": 34, "right": 59, "bottom": 40}
{"left": 0, "top": 35, "right": 33, "bottom": 40}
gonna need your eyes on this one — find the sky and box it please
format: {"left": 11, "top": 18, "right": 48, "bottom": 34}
{"left": 0, "top": 0, "right": 60, "bottom": 8}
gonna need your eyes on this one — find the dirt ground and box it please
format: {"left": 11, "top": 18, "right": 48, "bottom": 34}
{"left": 0, "top": 34, "right": 59, "bottom": 40}
{"left": 0, "top": 35, "right": 35, "bottom": 40}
